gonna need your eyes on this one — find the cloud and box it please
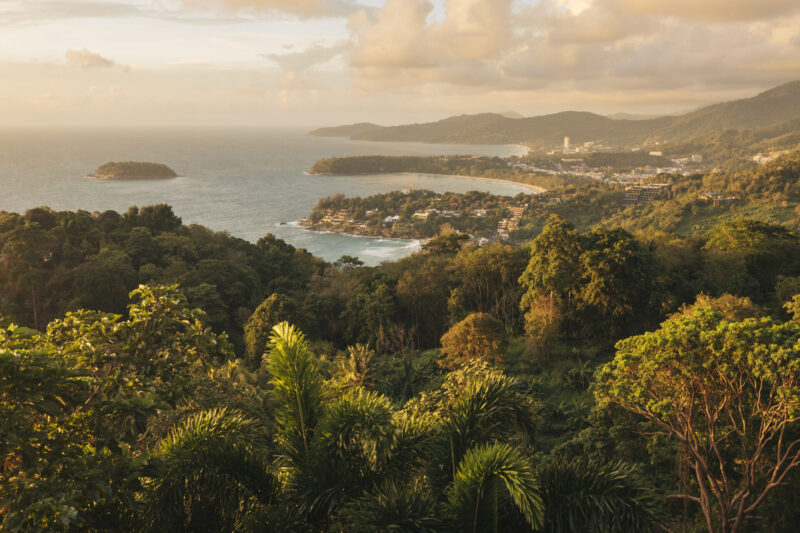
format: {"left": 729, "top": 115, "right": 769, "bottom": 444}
{"left": 605, "top": 0, "right": 800, "bottom": 22}
{"left": 181, "top": 0, "right": 361, "bottom": 19}
{"left": 350, "top": 0, "right": 514, "bottom": 78}
{"left": 343, "top": 0, "right": 800, "bottom": 97}
{"left": 0, "top": 0, "right": 149, "bottom": 26}
{"left": 265, "top": 42, "right": 349, "bottom": 72}
{"left": 65, "top": 48, "right": 120, "bottom": 69}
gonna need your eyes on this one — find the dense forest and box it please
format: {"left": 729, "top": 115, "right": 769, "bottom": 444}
{"left": 5, "top": 152, "right": 800, "bottom": 531}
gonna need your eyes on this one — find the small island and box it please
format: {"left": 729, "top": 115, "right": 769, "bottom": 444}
{"left": 88, "top": 161, "right": 178, "bottom": 180}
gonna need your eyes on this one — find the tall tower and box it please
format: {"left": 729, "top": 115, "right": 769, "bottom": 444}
{"left": 563, "top": 136, "right": 570, "bottom": 153}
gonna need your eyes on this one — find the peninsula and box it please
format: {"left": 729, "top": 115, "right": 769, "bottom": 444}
{"left": 88, "top": 161, "right": 178, "bottom": 180}
{"left": 308, "top": 154, "right": 552, "bottom": 192}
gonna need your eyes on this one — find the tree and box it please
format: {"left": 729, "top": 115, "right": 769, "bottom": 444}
{"left": 0, "top": 284, "right": 233, "bottom": 531}
{"left": 450, "top": 243, "right": 528, "bottom": 333}
{"left": 267, "top": 322, "right": 322, "bottom": 462}
{"left": 448, "top": 443, "right": 543, "bottom": 533}
{"left": 439, "top": 312, "right": 506, "bottom": 369}
{"left": 703, "top": 219, "right": 800, "bottom": 302}
{"left": 143, "top": 408, "right": 278, "bottom": 533}
{"left": 396, "top": 257, "right": 451, "bottom": 348}
{"left": 244, "top": 293, "right": 300, "bottom": 365}
{"left": 595, "top": 306, "right": 800, "bottom": 533}
{"left": 0, "top": 222, "right": 54, "bottom": 329}
{"left": 519, "top": 216, "right": 655, "bottom": 339}
{"left": 336, "top": 343, "right": 378, "bottom": 389}
{"left": 338, "top": 480, "right": 444, "bottom": 533}
{"left": 537, "top": 456, "right": 662, "bottom": 533}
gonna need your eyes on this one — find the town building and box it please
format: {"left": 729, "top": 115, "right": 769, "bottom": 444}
{"left": 698, "top": 192, "right": 738, "bottom": 206}
{"left": 624, "top": 183, "right": 672, "bottom": 205}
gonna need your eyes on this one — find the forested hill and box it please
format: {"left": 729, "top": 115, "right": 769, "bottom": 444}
{"left": 310, "top": 80, "right": 800, "bottom": 148}
{"left": 0, "top": 204, "right": 322, "bottom": 347}
{"left": 9, "top": 153, "right": 800, "bottom": 531}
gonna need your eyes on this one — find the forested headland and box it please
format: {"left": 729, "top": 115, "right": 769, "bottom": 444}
{"left": 5, "top": 151, "right": 800, "bottom": 531}
{"left": 308, "top": 154, "right": 575, "bottom": 191}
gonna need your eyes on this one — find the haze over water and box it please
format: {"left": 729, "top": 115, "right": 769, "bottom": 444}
{"left": 0, "top": 128, "right": 529, "bottom": 265}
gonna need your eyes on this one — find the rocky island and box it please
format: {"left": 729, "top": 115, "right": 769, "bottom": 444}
{"left": 88, "top": 161, "right": 178, "bottom": 180}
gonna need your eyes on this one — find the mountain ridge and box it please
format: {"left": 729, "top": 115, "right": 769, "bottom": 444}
{"left": 309, "top": 80, "right": 800, "bottom": 149}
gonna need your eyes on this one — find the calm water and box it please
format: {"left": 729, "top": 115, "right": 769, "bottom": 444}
{"left": 0, "top": 128, "right": 529, "bottom": 265}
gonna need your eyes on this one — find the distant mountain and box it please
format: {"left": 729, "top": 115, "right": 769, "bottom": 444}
{"left": 499, "top": 111, "right": 524, "bottom": 119}
{"left": 606, "top": 112, "right": 664, "bottom": 121}
{"left": 311, "top": 81, "right": 800, "bottom": 149}
{"left": 655, "top": 81, "right": 800, "bottom": 142}
{"left": 308, "top": 122, "right": 383, "bottom": 138}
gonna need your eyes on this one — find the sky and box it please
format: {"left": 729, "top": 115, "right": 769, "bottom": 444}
{"left": 1, "top": 0, "right": 799, "bottom": 127}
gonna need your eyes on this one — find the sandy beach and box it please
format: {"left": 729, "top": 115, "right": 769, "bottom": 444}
{"left": 400, "top": 172, "right": 546, "bottom": 194}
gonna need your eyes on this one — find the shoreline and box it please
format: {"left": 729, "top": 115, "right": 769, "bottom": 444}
{"left": 307, "top": 170, "right": 546, "bottom": 194}
{"left": 284, "top": 220, "right": 425, "bottom": 244}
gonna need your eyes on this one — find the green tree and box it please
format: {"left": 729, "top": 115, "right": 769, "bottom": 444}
{"left": 595, "top": 306, "right": 800, "bottom": 533}
{"left": 337, "top": 480, "right": 444, "bottom": 533}
{"left": 244, "top": 293, "right": 300, "bottom": 365}
{"left": 448, "top": 443, "right": 543, "bottom": 533}
{"left": 703, "top": 219, "right": 800, "bottom": 301}
{"left": 142, "top": 408, "right": 279, "bottom": 533}
{"left": 267, "top": 322, "right": 322, "bottom": 462}
{"left": 439, "top": 312, "right": 506, "bottom": 370}
{"left": 537, "top": 456, "right": 662, "bottom": 533}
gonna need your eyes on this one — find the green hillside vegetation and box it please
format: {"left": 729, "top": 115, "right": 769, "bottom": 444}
{"left": 90, "top": 161, "right": 178, "bottom": 180}
{"left": 6, "top": 151, "right": 800, "bottom": 531}
{"left": 309, "top": 154, "right": 510, "bottom": 175}
{"left": 306, "top": 151, "right": 800, "bottom": 242}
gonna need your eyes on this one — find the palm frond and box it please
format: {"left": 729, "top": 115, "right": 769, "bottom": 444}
{"left": 448, "top": 443, "right": 544, "bottom": 533}
{"left": 267, "top": 322, "right": 322, "bottom": 463}
{"left": 537, "top": 456, "right": 664, "bottom": 533}
{"left": 143, "top": 408, "right": 278, "bottom": 533}
{"left": 338, "top": 480, "right": 445, "bottom": 533}
{"left": 293, "top": 388, "right": 396, "bottom": 516}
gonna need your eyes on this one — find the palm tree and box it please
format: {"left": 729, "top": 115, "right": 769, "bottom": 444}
{"left": 338, "top": 343, "right": 377, "bottom": 388}
{"left": 448, "top": 443, "right": 544, "bottom": 533}
{"left": 338, "top": 480, "right": 444, "bottom": 533}
{"left": 267, "top": 322, "right": 322, "bottom": 462}
{"left": 142, "top": 408, "right": 278, "bottom": 532}
{"left": 440, "top": 365, "right": 537, "bottom": 482}
{"left": 537, "top": 456, "right": 663, "bottom": 533}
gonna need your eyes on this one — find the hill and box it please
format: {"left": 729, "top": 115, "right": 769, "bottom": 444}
{"left": 308, "top": 122, "right": 383, "bottom": 138}
{"left": 312, "top": 80, "right": 800, "bottom": 150}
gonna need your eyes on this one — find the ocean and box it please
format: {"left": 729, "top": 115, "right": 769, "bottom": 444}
{"left": 0, "top": 128, "right": 530, "bottom": 265}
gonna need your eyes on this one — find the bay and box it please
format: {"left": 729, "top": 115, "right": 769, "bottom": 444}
{"left": 0, "top": 128, "right": 530, "bottom": 265}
